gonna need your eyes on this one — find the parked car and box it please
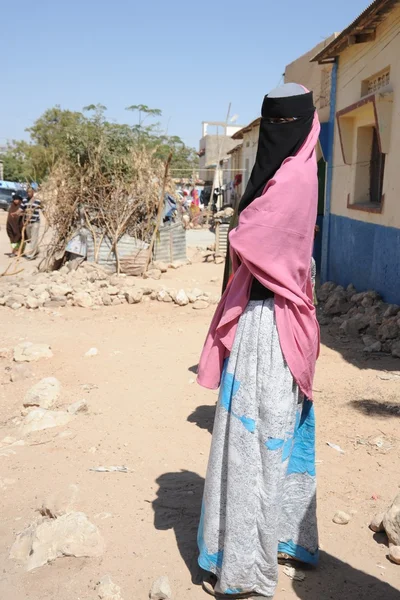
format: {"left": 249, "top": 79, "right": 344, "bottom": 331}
{"left": 0, "top": 188, "right": 14, "bottom": 211}
{"left": 0, "top": 188, "right": 27, "bottom": 211}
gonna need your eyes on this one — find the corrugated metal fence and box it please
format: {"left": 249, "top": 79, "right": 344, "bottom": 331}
{"left": 154, "top": 223, "right": 187, "bottom": 264}
{"left": 86, "top": 222, "right": 186, "bottom": 272}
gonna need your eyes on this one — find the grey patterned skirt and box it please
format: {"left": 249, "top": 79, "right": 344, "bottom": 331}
{"left": 198, "top": 299, "right": 318, "bottom": 598}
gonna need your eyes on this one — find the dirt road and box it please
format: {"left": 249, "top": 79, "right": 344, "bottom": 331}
{"left": 0, "top": 230, "right": 399, "bottom": 599}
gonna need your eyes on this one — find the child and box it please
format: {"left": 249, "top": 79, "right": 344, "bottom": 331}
{"left": 6, "top": 194, "right": 24, "bottom": 255}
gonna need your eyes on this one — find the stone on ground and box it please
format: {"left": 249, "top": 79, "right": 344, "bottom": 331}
{"left": 333, "top": 511, "right": 351, "bottom": 525}
{"left": 68, "top": 400, "right": 88, "bottom": 415}
{"left": 383, "top": 493, "right": 400, "bottom": 546}
{"left": 19, "top": 408, "right": 72, "bottom": 436}
{"left": 150, "top": 576, "right": 172, "bottom": 600}
{"left": 193, "top": 300, "right": 209, "bottom": 310}
{"left": 10, "top": 511, "right": 105, "bottom": 571}
{"left": 369, "top": 513, "right": 385, "bottom": 533}
{"left": 73, "top": 291, "right": 94, "bottom": 308}
{"left": 152, "top": 261, "right": 168, "bottom": 273}
{"left": 10, "top": 364, "right": 34, "bottom": 383}
{"left": 125, "top": 290, "right": 143, "bottom": 304}
{"left": 175, "top": 289, "right": 189, "bottom": 307}
{"left": 144, "top": 269, "right": 162, "bottom": 281}
{"left": 24, "top": 377, "right": 61, "bottom": 409}
{"left": 14, "top": 342, "right": 53, "bottom": 363}
{"left": 97, "top": 575, "right": 124, "bottom": 600}
{"left": 389, "top": 544, "right": 400, "bottom": 565}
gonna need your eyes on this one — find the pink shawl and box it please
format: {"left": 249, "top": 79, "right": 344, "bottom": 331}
{"left": 197, "top": 112, "right": 320, "bottom": 400}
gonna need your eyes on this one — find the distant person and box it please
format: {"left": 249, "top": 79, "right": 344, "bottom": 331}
{"left": 6, "top": 194, "right": 24, "bottom": 255}
{"left": 21, "top": 186, "right": 41, "bottom": 260}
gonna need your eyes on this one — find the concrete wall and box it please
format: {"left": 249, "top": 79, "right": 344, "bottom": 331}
{"left": 328, "top": 6, "right": 400, "bottom": 302}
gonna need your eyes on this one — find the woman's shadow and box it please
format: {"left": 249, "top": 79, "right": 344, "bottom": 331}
{"left": 152, "top": 470, "right": 204, "bottom": 584}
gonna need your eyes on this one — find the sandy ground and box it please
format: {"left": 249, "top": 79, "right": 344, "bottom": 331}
{"left": 0, "top": 214, "right": 400, "bottom": 600}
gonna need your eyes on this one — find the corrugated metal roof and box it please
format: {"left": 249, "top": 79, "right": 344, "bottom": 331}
{"left": 312, "top": 0, "right": 400, "bottom": 63}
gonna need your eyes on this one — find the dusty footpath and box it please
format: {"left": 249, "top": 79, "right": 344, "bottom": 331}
{"left": 0, "top": 224, "right": 400, "bottom": 599}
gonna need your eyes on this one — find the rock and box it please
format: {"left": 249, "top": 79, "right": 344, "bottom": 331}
{"left": 97, "top": 575, "right": 123, "bottom": 600}
{"left": 26, "top": 296, "right": 40, "bottom": 310}
{"left": 10, "top": 511, "right": 105, "bottom": 571}
{"left": 19, "top": 408, "right": 72, "bottom": 436}
{"left": 49, "top": 284, "right": 72, "bottom": 298}
{"left": 339, "top": 315, "right": 369, "bottom": 336}
{"left": 333, "top": 511, "right": 351, "bottom": 525}
{"left": 73, "top": 292, "right": 93, "bottom": 308}
{"left": 10, "top": 364, "right": 33, "bottom": 383}
{"left": 383, "top": 493, "right": 400, "bottom": 546}
{"left": 40, "top": 484, "right": 80, "bottom": 518}
{"left": 150, "top": 291, "right": 157, "bottom": 301}
{"left": 215, "top": 256, "right": 225, "bottom": 265}
{"left": 362, "top": 335, "right": 377, "bottom": 347}
{"left": 107, "top": 286, "right": 120, "bottom": 296}
{"left": 187, "top": 288, "right": 203, "bottom": 303}
{"left": 24, "top": 377, "right": 61, "bottom": 409}
{"left": 68, "top": 400, "right": 88, "bottom": 415}
{"left": 102, "top": 293, "right": 112, "bottom": 306}
{"left": 346, "top": 284, "right": 357, "bottom": 299}
{"left": 324, "top": 290, "right": 350, "bottom": 315}
{"left": 170, "top": 260, "right": 184, "bottom": 269}
{"left": 10, "top": 302, "right": 23, "bottom": 310}
{"left": 149, "top": 576, "right": 172, "bottom": 600}
{"left": 152, "top": 261, "right": 168, "bottom": 273}
{"left": 85, "top": 348, "right": 99, "bottom": 358}
{"left": 44, "top": 298, "right": 67, "bottom": 309}
{"left": 6, "top": 294, "right": 25, "bottom": 308}
{"left": 318, "top": 315, "right": 332, "bottom": 326}
{"left": 157, "top": 290, "right": 171, "bottom": 303}
{"left": 378, "top": 318, "right": 399, "bottom": 341}
{"left": 369, "top": 513, "right": 385, "bottom": 533}
{"left": 193, "top": 300, "right": 209, "bottom": 310}
{"left": 144, "top": 269, "right": 162, "bottom": 281}
{"left": 363, "top": 341, "right": 382, "bottom": 354}
{"left": 384, "top": 304, "right": 400, "bottom": 318}
{"left": 14, "top": 342, "right": 53, "bottom": 363}
{"left": 125, "top": 290, "right": 143, "bottom": 304}
{"left": 206, "top": 255, "right": 214, "bottom": 263}
{"left": 110, "top": 297, "right": 123, "bottom": 306}
{"left": 392, "top": 341, "right": 400, "bottom": 359}
{"left": 389, "top": 544, "right": 400, "bottom": 565}
{"left": 174, "top": 290, "right": 189, "bottom": 307}
{"left": 142, "top": 287, "right": 154, "bottom": 296}
{"left": 318, "top": 282, "right": 337, "bottom": 302}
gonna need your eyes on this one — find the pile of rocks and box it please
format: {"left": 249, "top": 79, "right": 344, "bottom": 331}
{"left": 202, "top": 250, "right": 226, "bottom": 265}
{"left": 0, "top": 262, "right": 219, "bottom": 311}
{"left": 317, "top": 282, "right": 400, "bottom": 358}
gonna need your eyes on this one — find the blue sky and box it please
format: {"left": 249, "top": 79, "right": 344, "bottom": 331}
{"left": 2, "top": 0, "right": 369, "bottom": 149}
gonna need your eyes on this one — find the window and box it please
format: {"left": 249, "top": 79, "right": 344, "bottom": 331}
{"left": 361, "top": 67, "right": 390, "bottom": 96}
{"left": 353, "top": 126, "right": 385, "bottom": 207}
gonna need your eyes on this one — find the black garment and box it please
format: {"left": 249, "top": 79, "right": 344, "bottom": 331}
{"left": 222, "top": 91, "right": 316, "bottom": 296}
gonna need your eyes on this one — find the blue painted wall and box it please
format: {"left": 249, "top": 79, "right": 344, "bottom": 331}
{"left": 328, "top": 215, "right": 400, "bottom": 304}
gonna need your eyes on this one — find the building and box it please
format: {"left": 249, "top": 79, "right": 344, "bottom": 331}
{"left": 314, "top": 0, "right": 400, "bottom": 303}
{"left": 198, "top": 121, "right": 244, "bottom": 183}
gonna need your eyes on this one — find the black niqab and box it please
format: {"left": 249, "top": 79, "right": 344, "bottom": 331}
{"left": 238, "top": 91, "right": 315, "bottom": 214}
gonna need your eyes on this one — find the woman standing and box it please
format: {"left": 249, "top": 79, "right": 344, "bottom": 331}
{"left": 197, "top": 84, "right": 320, "bottom": 599}
{"left": 6, "top": 194, "right": 24, "bottom": 255}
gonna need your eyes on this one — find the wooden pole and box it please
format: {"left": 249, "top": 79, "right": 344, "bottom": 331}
{"left": 206, "top": 102, "right": 231, "bottom": 226}
{"left": 145, "top": 151, "right": 173, "bottom": 272}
